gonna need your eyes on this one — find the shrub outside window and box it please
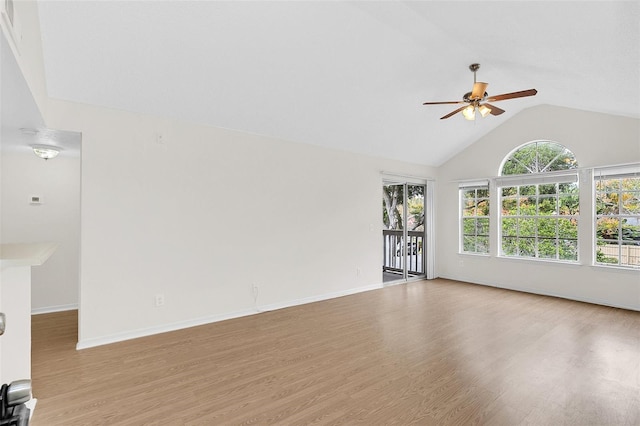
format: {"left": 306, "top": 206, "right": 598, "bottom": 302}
{"left": 500, "top": 181, "right": 579, "bottom": 260}
{"left": 461, "top": 184, "right": 489, "bottom": 254}
{"left": 594, "top": 170, "right": 640, "bottom": 268}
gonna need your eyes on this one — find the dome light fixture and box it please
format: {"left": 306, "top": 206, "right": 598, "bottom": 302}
{"left": 32, "top": 145, "right": 60, "bottom": 160}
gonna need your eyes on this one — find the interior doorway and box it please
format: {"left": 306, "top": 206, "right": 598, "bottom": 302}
{"left": 382, "top": 180, "right": 428, "bottom": 283}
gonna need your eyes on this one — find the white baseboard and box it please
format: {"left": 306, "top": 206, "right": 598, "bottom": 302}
{"left": 32, "top": 303, "right": 78, "bottom": 315}
{"left": 440, "top": 274, "right": 640, "bottom": 312}
{"left": 76, "top": 282, "right": 384, "bottom": 350}
{"left": 258, "top": 282, "right": 383, "bottom": 312}
{"left": 77, "top": 308, "right": 258, "bottom": 350}
{"left": 26, "top": 398, "right": 37, "bottom": 422}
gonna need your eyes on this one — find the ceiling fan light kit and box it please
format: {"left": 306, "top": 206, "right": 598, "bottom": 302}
{"left": 423, "top": 63, "right": 537, "bottom": 120}
{"left": 462, "top": 105, "right": 475, "bottom": 120}
{"left": 478, "top": 104, "right": 491, "bottom": 117}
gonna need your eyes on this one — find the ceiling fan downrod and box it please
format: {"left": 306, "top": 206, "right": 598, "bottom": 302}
{"left": 469, "top": 63, "right": 480, "bottom": 84}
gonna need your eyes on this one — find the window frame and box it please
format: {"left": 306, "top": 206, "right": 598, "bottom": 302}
{"left": 498, "top": 175, "right": 579, "bottom": 262}
{"left": 497, "top": 141, "right": 579, "bottom": 263}
{"left": 459, "top": 181, "right": 490, "bottom": 255}
{"left": 593, "top": 165, "right": 640, "bottom": 269}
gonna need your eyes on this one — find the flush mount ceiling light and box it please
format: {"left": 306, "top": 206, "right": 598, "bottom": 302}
{"left": 21, "top": 128, "right": 63, "bottom": 160}
{"left": 32, "top": 145, "right": 60, "bottom": 160}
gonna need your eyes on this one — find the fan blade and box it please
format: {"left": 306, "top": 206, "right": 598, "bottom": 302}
{"left": 484, "top": 103, "right": 505, "bottom": 115}
{"left": 471, "top": 82, "right": 488, "bottom": 100}
{"left": 423, "top": 100, "right": 465, "bottom": 105}
{"left": 440, "top": 105, "right": 468, "bottom": 120}
{"left": 486, "top": 89, "right": 537, "bottom": 102}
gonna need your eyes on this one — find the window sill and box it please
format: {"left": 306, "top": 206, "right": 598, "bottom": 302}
{"left": 496, "top": 255, "right": 581, "bottom": 266}
{"left": 591, "top": 264, "right": 640, "bottom": 273}
{"left": 458, "top": 252, "right": 490, "bottom": 257}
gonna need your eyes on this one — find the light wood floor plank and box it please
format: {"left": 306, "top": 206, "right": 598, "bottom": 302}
{"left": 31, "top": 279, "right": 640, "bottom": 425}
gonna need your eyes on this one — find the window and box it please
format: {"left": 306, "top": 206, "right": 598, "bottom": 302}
{"left": 498, "top": 141, "right": 579, "bottom": 261}
{"left": 500, "top": 181, "right": 579, "bottom": 260}
{"left": 501, "top": 140, "right": 577, "bottom": 174}
{"left": 460, "top": 182, "right": 489, "bottom": 254}
{"left": 594, "top": 166, "right": 640, "bottom": 268}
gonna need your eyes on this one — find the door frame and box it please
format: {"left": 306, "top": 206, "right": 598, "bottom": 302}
{"left": 382, "top": 175, "right": 435, "bottom": 283}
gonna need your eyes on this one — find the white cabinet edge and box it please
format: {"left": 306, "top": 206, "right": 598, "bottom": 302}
{"left": 0, "top": 243, "right": 58, "bottom": 269}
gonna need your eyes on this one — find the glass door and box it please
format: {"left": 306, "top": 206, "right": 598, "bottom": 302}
{"left": 382, "top": 182, "right": 426, "bottom": 283}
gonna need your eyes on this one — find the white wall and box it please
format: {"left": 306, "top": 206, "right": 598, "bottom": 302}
{"left": 4, "top": 1, "right": 437, "bottom": 349}
{"left": 437, "top": 104, "right": 640, "bottom": 310}
{"left": 0, "top": 266, "right": 31, "bottom": 383}
{"left": 1, "top": 152, "right": 80, "bottom": 312}
{"left": 46, "top": 99, "right": 435, "bottom": 348}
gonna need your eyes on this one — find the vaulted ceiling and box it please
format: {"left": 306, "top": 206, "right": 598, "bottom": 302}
{"left": 30, "top": 1, "right": 640, "bottom": 166}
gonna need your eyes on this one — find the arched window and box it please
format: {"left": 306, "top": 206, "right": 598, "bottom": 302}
{"left": 497, "top": 141, "right": 579, "bottom": 261}
{"left": 501, "top": 140, "right": 577, "bottom": 176}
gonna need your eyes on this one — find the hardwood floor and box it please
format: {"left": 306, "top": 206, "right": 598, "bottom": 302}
{"left": 31, "top": 279, "right": 640, "bottom": 425}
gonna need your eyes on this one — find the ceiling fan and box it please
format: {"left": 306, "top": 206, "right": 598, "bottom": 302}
{"left": 423, "top": 63, "right": 537, "bottom": 120}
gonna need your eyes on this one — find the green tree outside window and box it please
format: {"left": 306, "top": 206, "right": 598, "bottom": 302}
{"left": 499, "top": 141, "right": 579, "bottom": 261}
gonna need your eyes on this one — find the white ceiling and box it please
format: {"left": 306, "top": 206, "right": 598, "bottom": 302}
{"left": 32, "top": 1, "right": 640, "bottom": 166}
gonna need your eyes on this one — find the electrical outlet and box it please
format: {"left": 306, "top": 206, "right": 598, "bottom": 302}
{"left": 155, "top": 294, "right": 165, "bottom": 307}
{"left": 356, "top": 267, "right": 361, "bottom": 277}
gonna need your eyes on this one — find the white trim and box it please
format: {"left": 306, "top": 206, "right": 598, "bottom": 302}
{"left": 381, "top": 171, "right": 433, "bottom": 184}
{"left": 382, "top": 276, "right": 425, "bottom": 287}
{"left": 258, "top": 282, "right": 383, "bottom": 312}
{"left": 25, "top": 398, "right": 37, "bottom": 423}
{"left": 459, "top": 183, "right": 490, "bottom": 255}
{"left": 425, "top": 180, "right": 436, "bottom": 279}
{"left": 468, "top": 164, "right": 638, "bottom": 189}
{"left": 593, "top": 163, "right": 640, "bottom": 179}
{"left": 77, "top": 308, "right": 256, "bottom": 350}
{"left": 592, "top": 263, "right": 640, "bottom": 271}
{"left": 496, "top": 254, "right": 580, "bottom": 266}
{"left": 457, "top": 179, "right": 490, "bottom": 188}
{"left": 1, "top": 0, "right": 21, "bottom": 56}
{"left": 381, "top": 177, "right": 430, "bottom": 280}
{"left": 592, "top": 164, "right": 640, "bottom": 268}
{"left": 495, "top": 169, "right": 578, "bottom": 187}
{"left": 439, "top": 275, "right": 639, "bottom": 312}
{"left": 31, "top": 303, "right": 78, "bottom": 315}
{"left": 76, "top": 282, "right": 383, "bottom": 350}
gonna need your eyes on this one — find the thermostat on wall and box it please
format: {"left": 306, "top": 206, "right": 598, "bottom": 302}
{"left": 30, "top": 196, "right": 42, "bottom": 205}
